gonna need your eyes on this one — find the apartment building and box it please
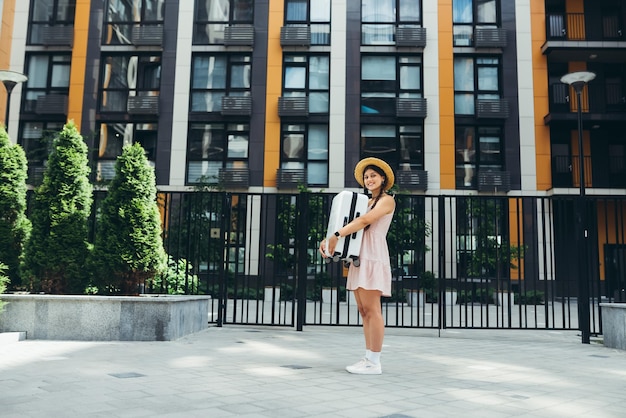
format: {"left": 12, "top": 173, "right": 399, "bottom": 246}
{"left": 0, "top": 0, "right": 625, "bottom": 299}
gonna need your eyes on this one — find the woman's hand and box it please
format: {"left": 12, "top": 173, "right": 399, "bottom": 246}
{"left": 319, "top": 235, "right": 338, "bottom": 258}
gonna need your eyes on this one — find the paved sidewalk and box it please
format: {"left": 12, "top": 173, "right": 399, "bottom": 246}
{"left": 1, "top": 326, "right": 625, "bottom": 417}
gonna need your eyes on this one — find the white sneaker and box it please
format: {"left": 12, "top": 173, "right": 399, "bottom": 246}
{"left": 346, "top": 358, "right": 382, "bottom": 375}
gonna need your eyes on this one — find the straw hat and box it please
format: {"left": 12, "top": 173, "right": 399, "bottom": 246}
{"left": 354, "top": 157, "right": 395, "bottom": 191}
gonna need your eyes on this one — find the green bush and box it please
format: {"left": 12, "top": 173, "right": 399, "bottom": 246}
{"left": 457, "top": 288, "right": 495, "bottom": 304}
{"left": 90, "top": 143, "right": 167, "bottom": 295}
{"left": 0, "top": 127, "right": 30, "bottom": 288}
{"left": 21, "top": 122, "right": 92, "bottom": 294}
{"left": 149, "top": 256, "right": 199, "bottom": 294}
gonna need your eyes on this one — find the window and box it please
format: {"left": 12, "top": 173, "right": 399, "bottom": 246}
{"left": 100, "top": 55, "right": 161, "bottom": 113}
{"left": 186, "top": 123, "right": 250, "bottom": 184}
{"left": 193, "top": 0, "right": 254, "bottom": 45}
{"left": 453, "top": 0, "right": 498, "bottom": 46}
{"left": 455, "top": 126, "right": 502, "bottom": 188}
{"left": 104, "top": 0, "right": 165, "bottom": 45}
{"left": 190, "top": 54, "right": 251, "bottom": 113}
{"left": 19, "top": 122, "right": 64, "bottom": 185}
{"left": 22, "top": 54, "right": 71, "bottom": 113}
{"left": 361, "top": 55, "right": 422, "bottom": 116}
{"left": 280, "top": 124, "right": 329, "bottom": 186}
{"left": 361, "top": 124, "right": 423, "bottom": 171}
{"left": 96, "top": 123, "right": 158, "bottom": 181}
{"left": 285, "top": 0, "right": 331, "bottom": 45}
{"left": 361, "top": 0, "right": 422, "bottom": 45}
{"left": 28, "top": 0, "right": 76, "bottom": 44}
{"left": 283, "top": 55, "right": 330, "bottom": 114}
{"left": 454, "top": 57, "right": 500, "bottom": 115}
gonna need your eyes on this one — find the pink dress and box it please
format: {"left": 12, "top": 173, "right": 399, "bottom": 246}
{"left": 346, "top": 207, "right": 394, "bottom": 296}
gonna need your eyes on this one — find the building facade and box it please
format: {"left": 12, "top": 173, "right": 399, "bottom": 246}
{"left": 0, "top": 0, "right": 625, "bottom": 300}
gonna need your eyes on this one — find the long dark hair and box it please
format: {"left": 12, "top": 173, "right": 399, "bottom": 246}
{"left": 362, "top": 164, "right": 387, "bottom": 230}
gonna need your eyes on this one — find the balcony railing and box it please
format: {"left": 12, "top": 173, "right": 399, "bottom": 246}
{"left": 547, "top": 81, "right": 626, "bottom": 116}
{"left": 41, "top": 25, "right": 74, "bottom": 46}
{"left": 395, "top": 27, "right": 427, "bottom": 48}
{"left": 546, "top": 13, "right": 623, "bottom": 41}
{"left": 477, "top": 170, "right": 511, "bottom": 192}
{"left": 218, "top": 168, "right": 250, "bottom": 188}
{"left": 276, "top": 168, "right": 306, "bottom": 188}
{"left": 221, "top": 96, "right": 252, "bottom": 116}
{"left": 474, "top": 27, "right": 507, "bottom": 48}
{"left": 224, "top": 24, "right": 255, "bottom": 46}
{"left": 396, "top": 170, "right": 428, "bottom": 191}
{"left": 396, "top": 98, "right": 427, "bottom": 118}
{"left": 131, "top": 24, "right": 164, "bottom": 46}
{"left": 280, "top": 26, "right": 311, "bottom": 46}
{"left": 35, "top": 94, "right": 68, "bottom": 114}
{"left": 278, "top": 97, "right": 308, "bottom": 117}
{"left": 127, "top": 95, "right": 159, "bottom": 115}
{"left": 476, "top": 99, "right": 509, "bottom": 119}
{"left": 551, "top": 156, "right": 592, "bottom": 189}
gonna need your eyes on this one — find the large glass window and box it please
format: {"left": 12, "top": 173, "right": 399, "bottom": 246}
{"left": 280, "top": 124, "right": 329, "bottom": 186}
{"left": 284, "top": 0, "right": 331, "bottom": 45}
{"left": 361, "top": 55, "right": 422, "bottom": 116}
{"left": 104, "top": 0, "right": 165, "bottom": 45}
{"left": 187, "top": 123, "right": 250, "bottom": 184}
{"left": 454, "top": 57, "right": 500, "bottom": 115}
{"left": 190, "top": 54, "right": 251, "bottom": 113}
{"left": 96, "top": 123, "right": 158, "bottom": 181}
{"left": 453, "top": 0, "right": 498, "bottom": 46}
{"left": 455, "top": 126, "right": 502, "bottom": 188}
{"left": 100, "top": 54, "right": 161, "bottom": 113}
{"left": 361, "top": 124, "right": 424, "bottom": 171}
{"left": 283, "top": 55, "right": 330, "bottom": 114}
{"left": 22, "top": 54, "right": 71, "bottom": 113}
{"left": 28, "top": 0, "right": 76, "bottom": 44}
{"left": 193, "top": 0, "right": 254, "bottom": 44}
{"left": 361, "top": 0, "right": 422, "bottom": 45}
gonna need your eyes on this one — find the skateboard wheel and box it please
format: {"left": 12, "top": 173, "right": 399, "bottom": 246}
{"left": 353, "top": 259, "right": 360, "bottom": 267}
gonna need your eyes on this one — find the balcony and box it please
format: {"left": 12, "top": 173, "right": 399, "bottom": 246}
{"left": 543, "top": 13, "right": 626, "bottom": 61}
{"left": 276, "top": 168, "right": 306, "bottom": 189}
{"left": 476, "top": 99, "right": 509, "bottom": 119}
{"left": 221, "top": 96, "right": 252, "bottom": 116}
{"left": 280, "top": 25, "right": 311, "bottom": 47}
{"left": 224, "top": 25, "right": 254, "bottom": 46}
{"left": 131, "top": 24, "right": 164, "bottom": 46}
{"left": 396, "top": 170, "right": 428, "bottom": 191}
{"left": 127, "top": 95, "right": 159, "bottom": 115}
{"left": 474, "top": 27, "right": 507, "bottom": 48}
{"left": 278, "top": 97, "right": 308, "bottom": 117}
{"left": 41, "top": 26, "right": 74, "bottom": 46}
{"left": 544, "top": 81, "right": 626, "bottom": 125}
{"left": 396, "top": 98, "right": 427, "bottom": 119}
{"left": 35, "top": 94, "right": 68, "bottom": 115}
{"left": 218, "top": 168, "right": 250, "bottom": 188}
{"left": 551, "top": 155, "right": 626, "bottom": 189}
{"left": 477, "top": 170, "right": 511, "bottom": 192}
{"left": 395, "top": 27, "right": 427, "bottom": 48}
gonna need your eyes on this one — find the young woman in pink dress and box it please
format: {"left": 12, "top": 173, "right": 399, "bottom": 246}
{"left": 319, "top": 157, "right": 395, "bottom": 375}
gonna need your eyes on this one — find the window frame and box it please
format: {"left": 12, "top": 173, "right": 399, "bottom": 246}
{"left": 21, "top": 53, "right": 72, "bottom": 114}
{"left": 454, "top": 125, "right": 504, "bottom": 189}
{"left": 361, "top": 0, "right": 423, "bottom": 46}
{"left": 454, "top": 55, "right": 501, "bottom": 116}
{"left": 193, "top": 0, "right": 255, "bottom": 45}
{"left": 279, "top": 123, "right": 329, "bottom": 187}
{"left": 282, "top": 53, "right": 331, "bottom": 115}
{"left": 27, "top": 0, "right": 76, "bottom": 45}
{"left": 452, "top": 0, "right": 500, "bottom": 47}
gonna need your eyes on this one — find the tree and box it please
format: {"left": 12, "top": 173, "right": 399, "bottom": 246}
{"left": 0, "top": 126, "right": 30, "bottom": 287}
{"left": 90, "top": 143, "right": 167, "bottom": 295}
{"left": 21, "top": 122, "right": 92, "bottom": 294}
{"left": 0, "top": 263, "right": 9, "bottom": 314}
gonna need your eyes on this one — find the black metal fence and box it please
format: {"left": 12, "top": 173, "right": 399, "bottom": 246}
{"left": 89, "top": 191, "right": 626, "bottom": 333}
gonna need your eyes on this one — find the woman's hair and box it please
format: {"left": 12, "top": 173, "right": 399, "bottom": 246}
{"left": 362, "top": 164, "right": 387, "bottom": 231}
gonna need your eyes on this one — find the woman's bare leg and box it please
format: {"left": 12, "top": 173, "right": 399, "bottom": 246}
{"left": 355, "top": 288, "right": 384, "bottom": 352}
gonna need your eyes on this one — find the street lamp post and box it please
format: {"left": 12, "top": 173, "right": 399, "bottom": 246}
{"left": 0, "top": 70, "right": 28, "bottom": 130}
{"left": 560, "top": 71, "right": 596, "bottom": 344}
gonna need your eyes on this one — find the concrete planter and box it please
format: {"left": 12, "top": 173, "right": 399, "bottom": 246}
{"left": 600, "top": 303, "right": 626, "bottom": 350}
{"left": 0, "top": 294, "right": 210, "bottom": 341}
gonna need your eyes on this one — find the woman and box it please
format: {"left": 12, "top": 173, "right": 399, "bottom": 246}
{"left": 319, "top": 157, "right": 395, "bottom": 375}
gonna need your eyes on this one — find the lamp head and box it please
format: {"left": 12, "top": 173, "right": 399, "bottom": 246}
{"left": 561, "top": 71, "right": 596, "bottom": 92}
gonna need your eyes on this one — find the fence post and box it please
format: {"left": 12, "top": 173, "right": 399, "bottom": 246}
{"left": 216, "top": 192, "right": 230, "bottom": 327}
{"left": 296, "top": 191, "right": 309, "bottom": 331}
{"left": 438, "top": 195, "right": 446, "bottom": 334}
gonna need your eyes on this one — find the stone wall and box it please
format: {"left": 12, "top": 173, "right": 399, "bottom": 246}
{"left": 0, "top": 294, "right": 211, "bottom": 341}
{"left": 600, "top": 303, "right": 626, "bottom": 350}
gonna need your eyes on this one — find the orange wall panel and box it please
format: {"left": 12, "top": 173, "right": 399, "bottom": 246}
{"left": 0, "top": 0, "right": 16, "bottom": 127}
{"left": 263, "top": 1, "right": 284, "bottom": 187}
{"left": 67, "top": 0, "right": 92, "bottom": 130}
{"left": 438, "top": 0, "right": 455, "bottom": 190}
